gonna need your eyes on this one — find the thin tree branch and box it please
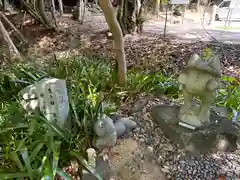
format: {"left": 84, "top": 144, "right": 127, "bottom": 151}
{"left": 0, "top": 11, "right": 27, "bottom": 43}
{"left": 0, "top": 19, "right": 21, "bottom": 59}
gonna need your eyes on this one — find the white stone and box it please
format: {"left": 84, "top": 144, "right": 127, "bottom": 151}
{"left": 86, "top": 148, "right": 97, "bottom": 168}
{"left": 19, "top": 78, "right": 69, "bottom": 128}
{"left": 19, "top": 84, "right": 38, "bottom": 111}
{"left": 35, "top": 78, "right": 69, "bottom": 128}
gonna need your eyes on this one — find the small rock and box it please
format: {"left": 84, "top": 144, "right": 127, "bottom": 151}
{"left": 167, "top": 174, "right": 171, "bottom": 179}
{"left": 161, "top": 167, "right": 170, "bottom": 173}
{"left": 163, "top": 144, "right": 174, "bottom": 151}
{"left": 147, "top": 146, "right": 154, "bottom": 153}
{"left": 131, "top": 167, "right": 136, "bottom": 173}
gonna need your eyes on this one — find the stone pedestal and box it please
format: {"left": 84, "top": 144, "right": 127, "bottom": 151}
{"left": 151, "top": 104, "right": 240, "bottom": 154}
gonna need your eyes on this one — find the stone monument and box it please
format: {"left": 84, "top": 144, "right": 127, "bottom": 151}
{"left": 151, "top": 53, "right": 240, "bottom": 153}
{"left": 19, "top": 78, "right": 69, "bottom": 128}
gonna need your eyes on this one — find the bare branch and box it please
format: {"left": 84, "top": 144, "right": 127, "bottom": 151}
{"left": 0, "top": 11, "right": 27, "bottom": 43}
{"left": 0, "top": 19, "right": 21, "bottom": 60}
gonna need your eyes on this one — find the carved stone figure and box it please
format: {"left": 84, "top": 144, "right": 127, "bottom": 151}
{"left": 178, "top": 53, "right": 221, "bottom": 128}
{"left": 93, "top": 115, "right": 117, "bottom": 149}
{"left": 93, "top": 114, "right": 136, "bottom": 149}
{"left": 86, "top": 148, "right": 97, "bottom": 168}
{"left": 150, "top": 54, "right": 240, "bottom": 154}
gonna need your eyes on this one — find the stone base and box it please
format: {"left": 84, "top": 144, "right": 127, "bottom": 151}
{"left": 151, "top": 105, "right": 240, "bottom": 154}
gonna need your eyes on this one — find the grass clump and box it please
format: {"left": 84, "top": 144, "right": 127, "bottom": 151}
{"left": 127, "top": 70, "right": 179, "bottom": 97}
{"left": 0, "top": 56, "right": 113, "bottom": 180}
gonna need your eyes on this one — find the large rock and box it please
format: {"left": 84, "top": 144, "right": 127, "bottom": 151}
{"left": 151, "top": 104, "right": 240, "bottom": 154}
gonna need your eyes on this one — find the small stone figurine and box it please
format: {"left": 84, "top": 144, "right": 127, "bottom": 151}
{"left": 82, "top": 148, "right": 97, "bottom": 177}
{"left": 178, "top": 53, "right": 221, "bottom": 129}
{"left": 92, "top": 114, "right": 136, "bottom": 149}
{"left": 86, "top": 148, "right": 97, "bottom": 168}
{"left": 93, "top": 115, "right": 117, "bottom": 149}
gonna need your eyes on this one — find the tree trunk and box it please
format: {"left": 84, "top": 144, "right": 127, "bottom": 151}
{"left": 155, "top": 0, "right": 160, "bottom": 17}
{"left": 81, "top": 0, "right": 87, "bottom": 24}
{"left": 159, "top": 0, "right": 163, "bottom": 12}
{"left": 197, "top": 0, "right": 201, "bottom": 12}
{"left": 163, "top": 3, "right": 168, "bottom": 37}
{"left": 72, "top": 0, "right": 86, "bottom": 23}
{"left": 99, "top": 0, "right": 126, "bottom": 86}
{"left": 57, "top": 0, "right": 63, "bottom": 16}
{"left": 51, "top": 0, "right": 56, "bottom": 15}
{"left": 117, "top": 0, "right": 145, "bottom": 35}
{"left": 37, "top": 0, "right": 56, "bottom": 30}
{"left": 0, "top": 12, "right": 27, "bottom": 43}
{"left": 2, "top": 0, "right": 8, "bottom": 10}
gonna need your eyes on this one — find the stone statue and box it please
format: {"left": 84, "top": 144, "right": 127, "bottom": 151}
{"left": 92, "top": 114, "right": 136, "bottom": 149}
{"left": 151, "top": 53, "right": 239, "bottom": 153}
{"left": 178, "top": 53, "right": 221, "bottom": 129}
{"left": 93, "top": 115, "right": 117, "bottom": 149}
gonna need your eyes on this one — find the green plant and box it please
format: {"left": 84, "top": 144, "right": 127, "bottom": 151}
{"left": 216, "top": 76, "right": 240, "bottom": 119}
{"left": 0, "top": 56, "right": 114, "bottom": 179}
{"left": 47, "top": 56, "right": 112, "bottom": 92}
{"left": 127, "top": 70, "right": 179, "bottom": 97}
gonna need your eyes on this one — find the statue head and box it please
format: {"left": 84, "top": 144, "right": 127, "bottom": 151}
{"left": 94, "top": 115, "right": 116, "bottom": 137}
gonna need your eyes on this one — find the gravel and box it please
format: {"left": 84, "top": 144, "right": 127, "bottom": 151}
{"left": 119, "top": 97, "right": 240, "bottom": 180}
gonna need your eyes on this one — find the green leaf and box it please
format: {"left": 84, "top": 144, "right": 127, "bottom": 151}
{"left": 29, "top": 142, "right": 45, "bottom": 162}
{"left": 36, "top": 116, "right": 71, "bottom": 142}
{"left": 20, "top": 146, "right": 33, "bottom": 178}
{"left": 9, "top": 151, "right": 24, "bottom": 171}
{"left": 16, "top": 137, "right": 27, "bottom": 152}
{"left": 70, "top": 151, "right": 103, "bottom": 180}
{"left": 51, "top": 140, "right": 61, "bottom": 176}
{"left": 42, "top": 158, "right": 53, "bottom": 180}
{"left": 0, "top": 124, "right": 28, "bottom": 134}
{"left": 69, "top": 97, "right": 81, "bottom": 127}
{"left": 0, "top": 172, "right": 29, "bottom": 179}
{"left": 38, "top": 156, "right": 47, "bottom": 173}
{"left": 20, "top": 67, "right": 38, "bottom": 81}
{"left": 29, "top": 118, "right": 37, "bottom": 135}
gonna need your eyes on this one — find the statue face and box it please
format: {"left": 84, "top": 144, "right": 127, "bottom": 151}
{"left": 94, "top": 116, "right": 115, "bottom": 136}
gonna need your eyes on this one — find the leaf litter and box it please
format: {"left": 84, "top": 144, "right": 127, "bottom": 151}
{"left": 22, "top": 14, "right": 239, "bottom": 80}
